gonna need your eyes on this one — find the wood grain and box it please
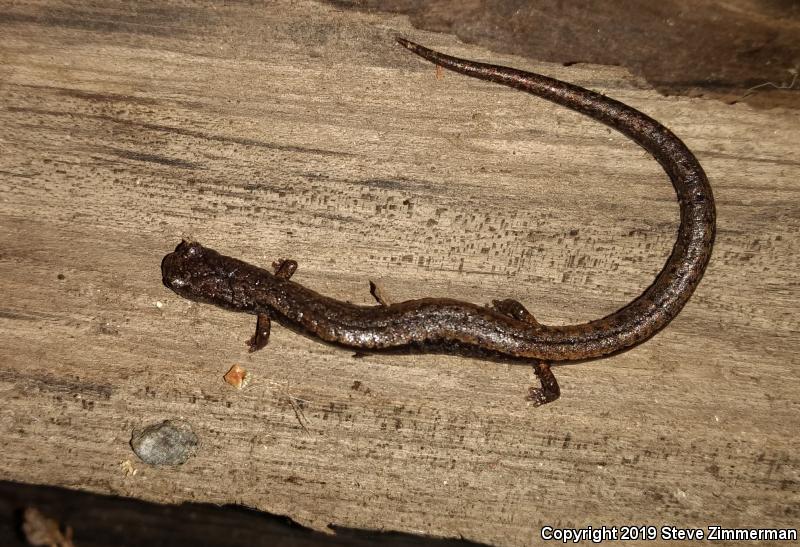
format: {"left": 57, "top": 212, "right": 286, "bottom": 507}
{"left": 1, "top": 1, "right": 798, "bottom": 545}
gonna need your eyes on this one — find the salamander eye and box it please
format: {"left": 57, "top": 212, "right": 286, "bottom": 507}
{"left": 169, "top": 276, "right": 187, "bottom": 288}
{"left": 186, "top": 242, "right": 201, "bottom": 256}
{"left": 175, "top": 240, "right": 203, "bottom": 257}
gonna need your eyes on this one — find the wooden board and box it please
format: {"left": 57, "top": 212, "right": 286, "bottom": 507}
{"left": 1, "top": 1, "right": 798, "bottom": 545}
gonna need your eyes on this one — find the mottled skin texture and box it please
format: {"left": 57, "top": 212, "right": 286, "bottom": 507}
{"left": 161, "top": 39, "right": 716, "bottom": 405}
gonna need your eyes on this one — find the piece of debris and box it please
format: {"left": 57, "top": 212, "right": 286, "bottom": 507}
{"left": 22, "top": 507, "right": 74, "bottom": 547}
{"left": 130, "top": 419, "right": 198, "bottom": 465}
{"left": 223, "top": 364, "right": 249, "bottom": 389}
{"left": 120, "top": 459, "right": 137, "bottom": 476}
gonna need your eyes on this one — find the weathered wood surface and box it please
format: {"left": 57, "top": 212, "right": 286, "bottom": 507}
{"left": 1, "top": 1, "right": 798, "bottom": 545}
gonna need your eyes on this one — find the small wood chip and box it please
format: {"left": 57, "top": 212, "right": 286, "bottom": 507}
{"left": 224, "top": 364, "right": 249, "bottom": 389}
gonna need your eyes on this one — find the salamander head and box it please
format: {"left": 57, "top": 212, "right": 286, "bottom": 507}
{"left": 161, "top": 240, "right": 238, "bottom": 308}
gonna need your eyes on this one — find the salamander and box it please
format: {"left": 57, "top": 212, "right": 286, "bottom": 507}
{"left": 161, "top": 39, "right": 716, "bottom": 406}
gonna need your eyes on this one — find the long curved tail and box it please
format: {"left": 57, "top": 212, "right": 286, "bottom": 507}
{"left": 397, "top": 38, "right": 715, "bottom": 360}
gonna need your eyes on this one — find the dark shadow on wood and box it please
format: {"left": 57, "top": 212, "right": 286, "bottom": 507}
{"left": 0, "top": 480, "right": 491, "bottom": 547}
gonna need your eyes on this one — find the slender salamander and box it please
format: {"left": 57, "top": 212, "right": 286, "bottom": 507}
{"left": 161, "top": 38, "right": 716, "bottom": 406}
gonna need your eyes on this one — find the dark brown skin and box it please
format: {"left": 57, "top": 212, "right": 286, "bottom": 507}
{"left": 161, "top": 39, "right": 715, "bottom": 406}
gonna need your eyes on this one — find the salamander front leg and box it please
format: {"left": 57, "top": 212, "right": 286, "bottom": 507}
{"left": 244, "top": 259, "right": 294, "bottom": 353}
{"left": 247, "top": 313, "right": 271, "bottom": 353}
{"left": 272, "top": 259, "right": 298, "bottom": 279}
{"left": 527, "top": 362, "right": 560, "bottom": 406}
{"left": 491, "top": 298, "right": 540, "bottom": 326}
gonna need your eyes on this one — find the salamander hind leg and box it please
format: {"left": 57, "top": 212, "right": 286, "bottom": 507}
{"left": 491, "top": 299, "right": 540, "bottom": 326}
{"left": 369, "top": 280, "right": 391, "bottom": 306}
{"left": 272, "top": 259, "right": 298, "bottom": 280}
{"left": 527, "top": 362, "right": 560, "bottom": 406}
{"left": 247, "top": 313, "right": 272, "bottom": 352}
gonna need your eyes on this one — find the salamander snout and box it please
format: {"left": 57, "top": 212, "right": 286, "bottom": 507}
{"left": 160, "top": 240, "right": 216, "bottom": 294}
{"left": 161, "top": 241, "right": 241, "bottom": 309}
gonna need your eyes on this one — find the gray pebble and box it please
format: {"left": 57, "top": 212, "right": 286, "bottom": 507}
{"left": 130, "top": 419, "right": 198, "bottom": 465}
